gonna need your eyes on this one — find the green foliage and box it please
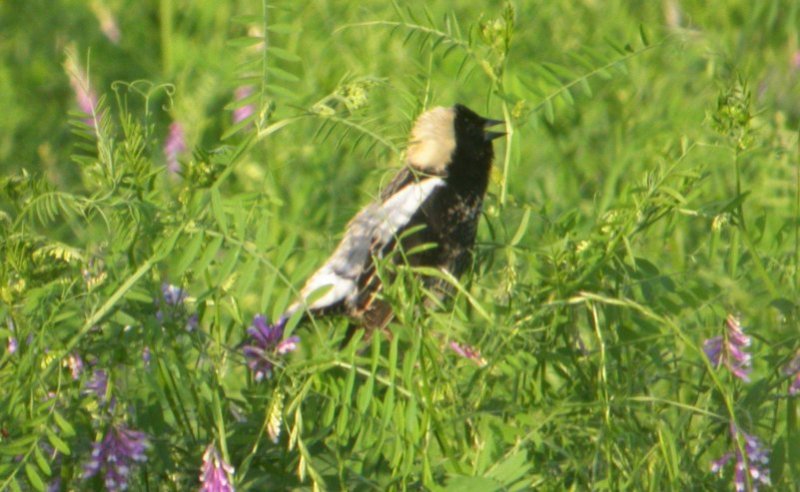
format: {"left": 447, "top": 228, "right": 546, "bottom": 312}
{"left": 2, "top": 0, "right": 800, "bottom": 490}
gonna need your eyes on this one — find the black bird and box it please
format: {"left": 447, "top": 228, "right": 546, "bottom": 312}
{"left": 280, "top": 104, "right": 504, "bottom": 338}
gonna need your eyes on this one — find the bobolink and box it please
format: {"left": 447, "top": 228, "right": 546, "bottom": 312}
{"left": 280, "top": 103, "right": 503, "bottom": 339}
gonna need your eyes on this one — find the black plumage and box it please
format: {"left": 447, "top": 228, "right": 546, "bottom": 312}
{"left": 280, "top": 104, "right": 503, "bottom": 337}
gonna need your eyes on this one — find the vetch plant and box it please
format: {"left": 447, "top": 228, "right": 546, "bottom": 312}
{"left": 164, "top": 122, "right": 186, "bottom": 175}
{"left": 710, "top": 424, "right": 771, "bottom": 492}
{"left": 784, "top": 352, "right": 800, "bottom": 396}
{"left": 199, "top": 444, "right": 235, "bottom": 492}
{"left": 232, "top": 86, "right": 256, "bottom": 126}
{"left": 82, "top": 369, "right": 109, "bottom": 403}
{"left": 63, "top": 48, "right": 99, "bottom": 126}
{"left": 2, "top": 1, "right": 800, "bottom": 490}
{"left": 82, "top": 424, "right": 149, "bottom": 491}
{"left": 154, "top": 282, "right": 196, "bottom": 329}
{"left": 66, "top": 352, "right": 84, "bottom": 380}
{"left": 449, "top": 341, "right": 487, "bottom": 367}
{"left": 6, "top": 336, "right": 17, "bottom": 355}
{"left": 242, "top": 315, "right": 299, "bottom": 382}
{"left": 703, "top": 314, "right": 752, "bottom": 381}
{"left": 160, "top": 283, "right": 187, "bottom": 307}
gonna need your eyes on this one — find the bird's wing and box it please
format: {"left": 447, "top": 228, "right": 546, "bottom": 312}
{"left": 379, "top": 165, "right": 445, "bottom": 201}
{"left": 380, "top": 166, "right": 417, "bottom": 200}
{"left": 283, "top": 177, "right": 446, "bottom": 319}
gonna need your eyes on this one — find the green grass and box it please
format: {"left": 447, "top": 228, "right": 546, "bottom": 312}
{"left": 2, "top": 0, "right": 800, "bottom": 490}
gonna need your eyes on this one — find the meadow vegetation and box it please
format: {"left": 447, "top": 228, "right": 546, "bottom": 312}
{"left": 1, "top": 0, "right": 799, "bottom": 490}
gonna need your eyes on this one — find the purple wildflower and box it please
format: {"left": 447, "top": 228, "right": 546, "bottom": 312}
{"left": 90, "top": 2, "right": 121, "bottom": 44}
{"left": 46, "top": 477, "right": 61, "bottom": 492}
{"left": 63, "top": 53, "right": 98, "bottom": 124}
{"left": 67, "top": 352, "right": 84, "bottom": 380}
{"left": 711, "top": 424, "right": 771, "bottom": 492}
{"left": 232, "top": 86, "right": 255, "bottom": 125}
{"left": 162, "top": 283, "right": 187, "bottom": 306}
{"left": 40, "top": 443, "right": 62, "bottom": 492}
{"left": 83, "top": 369, "right": 109, "bottom": 401}
{"left": 83, "top": 424, "right": 149, "bottom": 491}
{"left": 703, "top": 314, "right": 752, "bottom": 381}
{"left": 73, "top": 81, "right": 98, "bottom": 117}
{"left": 142, "top": 346, "right": 151, "bottom": 366}
{"left": 187, "top": 313, "right": 199, "bottom": 332}
{"left": 199, "top": 444, "right": 235, "bottom": 492}
{"left": 790, "top": 373, "right": 800, "bottom": 396}
{"left": 242, "top": 315, "right": 299, "bottom": 382}
{"left": 7, "top": 337, "right": 18, "bottom": 355}
{"left": 7, "top": 317, "right": 18, "bottom": 354}
{"left": 276, "top": 335, "right": 299, "bottom": 355}
{"left": 155, "top": 282, "right": 198, "bottom": 330}
{"left": 449, "top": 341, "right": 487, "bottom": 367}
{"left": 711, "top": 451, "right": 733, "bottom": 473}
{"left": 164, "top": 122, "right": 186, "bottom": 175}
{"left": 789, "top": 372, "right": 800, "bottom": 396}
{"left": 783, "top": 351, "right": 800, "bottom": 395}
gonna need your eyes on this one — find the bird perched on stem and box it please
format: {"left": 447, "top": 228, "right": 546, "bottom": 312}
{"left": 276, "top": 103, "right": 504, "bottom": 342}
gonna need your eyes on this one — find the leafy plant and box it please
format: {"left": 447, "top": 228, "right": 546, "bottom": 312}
{"left": 1, "top": 0, "right": 799, "bottom": 490}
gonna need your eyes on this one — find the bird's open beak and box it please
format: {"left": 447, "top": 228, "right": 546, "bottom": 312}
{"left": 484, "top": 118, "right": 506, "bottom": 142}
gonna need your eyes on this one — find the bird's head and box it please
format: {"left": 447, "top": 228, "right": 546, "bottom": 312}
{"left": 407, "top": 104, "right": 504, "bottom": 175}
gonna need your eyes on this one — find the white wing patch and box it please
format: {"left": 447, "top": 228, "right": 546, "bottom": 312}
{"left": 372, "top": 176, "right": 444, "bottom": 244}
{"left": 285, "top": 177, "right": 445, "bottom": 317}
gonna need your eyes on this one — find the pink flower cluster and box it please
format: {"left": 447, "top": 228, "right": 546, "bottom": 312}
{"left": 711, "top": 424, "right": 770, "bottom": 492}
{"left": 703, "top": 315, "right": 752, "bottom": 381}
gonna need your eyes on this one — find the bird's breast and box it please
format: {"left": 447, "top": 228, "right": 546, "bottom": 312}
{"left": 417, "top": 187, "right": 483, "bottom": 245}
